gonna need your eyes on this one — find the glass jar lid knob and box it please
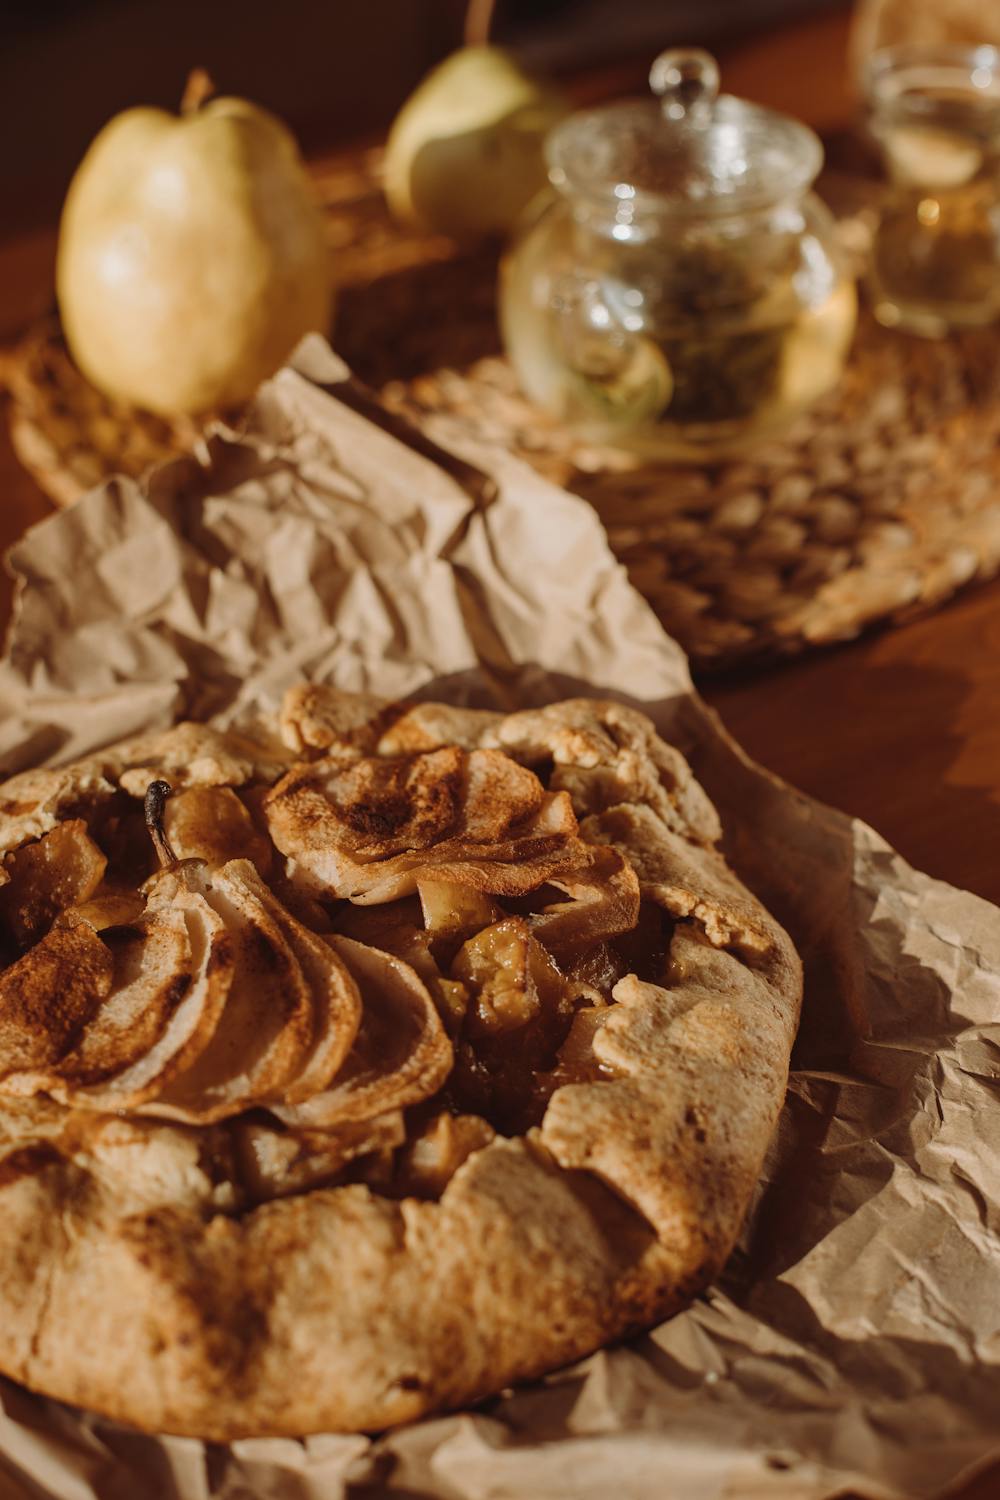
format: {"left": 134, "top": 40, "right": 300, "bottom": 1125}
{"left": 649, "top": 47, "right": 720, "bottom": 123}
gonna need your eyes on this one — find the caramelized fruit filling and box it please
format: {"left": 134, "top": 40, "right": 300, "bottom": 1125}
{"left": 0, "top": 750, "right": 668, "bottom": 1203}
{"left": 0, "top": 821, "right": 107, "bottom": 951}
{"left": 332, "top": 877, "right": 668, "bottom": 1139}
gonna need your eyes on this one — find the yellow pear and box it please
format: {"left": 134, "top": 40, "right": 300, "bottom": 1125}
{"left": 57, "top": 85, "right": 332, "bottom": 415}
{"left": 384, "top": 45, "right": 568, "bottom": 240}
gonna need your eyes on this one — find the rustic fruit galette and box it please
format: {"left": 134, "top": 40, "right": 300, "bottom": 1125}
{"left": 0, "top": 687, "right": 801, "bottom": 1438}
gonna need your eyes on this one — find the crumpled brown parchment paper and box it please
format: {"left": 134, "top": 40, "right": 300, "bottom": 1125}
{"left": 1, "top": 337, "right": 998, "bottom": 1500}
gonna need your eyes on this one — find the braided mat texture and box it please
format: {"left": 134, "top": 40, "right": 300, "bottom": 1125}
{"left": 5, "top": 145, "right": 1000, "bottom": 671}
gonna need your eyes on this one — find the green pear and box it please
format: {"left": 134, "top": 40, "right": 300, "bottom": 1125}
{"left": 57, "top": 90, "right": 332, "bottom": 416}
{"left": 384, "top": 46, "right": 568, "bottom": 240}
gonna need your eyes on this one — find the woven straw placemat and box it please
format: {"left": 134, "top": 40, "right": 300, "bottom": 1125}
{"left": 4, "top": 145, "right": 1000, "bottom": 671}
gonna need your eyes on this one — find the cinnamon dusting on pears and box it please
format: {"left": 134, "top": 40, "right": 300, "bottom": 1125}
{"left": 0, "top": 693, "right": 715, "bottom": 1204}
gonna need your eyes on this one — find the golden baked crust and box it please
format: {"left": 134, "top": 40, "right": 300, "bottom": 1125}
{"left": 0, "top": 691, "right": 802, "bottom": 1438}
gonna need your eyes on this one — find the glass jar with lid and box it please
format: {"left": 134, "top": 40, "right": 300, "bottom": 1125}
{"left": 863, "top": 44, "right": 1000, "bottom": 336}
{"left": 499, "top": 48, "right": 857, "bottom": 460}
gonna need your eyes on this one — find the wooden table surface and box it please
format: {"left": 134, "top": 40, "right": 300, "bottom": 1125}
{"left": 1, "top": 7, "right": 998, "bottom": 912}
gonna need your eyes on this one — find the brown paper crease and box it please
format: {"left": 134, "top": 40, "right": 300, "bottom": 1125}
{"left": 0, "top": 336, "right": 998, "bottom": 1500}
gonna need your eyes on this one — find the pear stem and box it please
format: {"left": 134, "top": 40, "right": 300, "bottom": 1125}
{"left": 464, "top": 0, "right": 497, "bottom": 47}
{"left": 180, "top": 68, "right": 216, "bottom": 115}
{"left": 144, "top": 780, "right": 178, "bottom": 870}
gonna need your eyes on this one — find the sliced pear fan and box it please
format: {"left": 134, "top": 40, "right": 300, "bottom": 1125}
{"left": 265, "top": 746, "right": 542, "bottom": 860}
{"left": 144, "top": 860, "right": 361, "bottom": 1124}
{"left": 2, "top": 890, "right": 233, "bottom": 1112}
{"left": 0, "top": 854, "right": 363, "bottom": 1121}
{"left": 240, "top": 866, "right": 363, "bottom": 1106}
{"left": 271, "top": 935, "right": 452, "bottom": 1129}
{"left": 265, "top": 740, "right": 591, "bottom": 905}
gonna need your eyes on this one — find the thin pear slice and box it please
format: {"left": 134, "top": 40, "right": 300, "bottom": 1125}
{"left": 267, "top": 747, "right": 542, "bottom": 861}
{"left": 528, "top": 847, "right": 641, "bottom": 960}
{"left": 336, "top": 827, "right": 592, "bottom": 905}
{"left": 225, "top": 863, "right": 362, "bottom": 1107}
{"left": 162, "top": 786, "right": 272, "bottom": 873}
{"left": 268, "top": 751, "right": 592, "bottom": 906}
{"left": 139, "top": 863, "right": 316, "bottom": 1123}
{"left": 0, "top": 923, "right": 113, "bottom": 1081}
{"left": 271, "top": 935, "right": 452, "bottom": 1129}
{"left": 144, "top": 860, "right": 359, "bottom": 1123}
{"left": 332, "top": 898, "right": 471, "bottom": 1032}
{"left": 417, "top": 878, "right": 503, "bottom": 953}
{"left": 14, "top": 891, "right": 233, "bottom": 1111}
{"left": 62, "top": 888, "right": 147, "bottom": 933}
{"left": 333, "top": 897, "right": 438, "bottom": 982}
{"left": 264, "top": 749, "right": 590, "bottom": 904}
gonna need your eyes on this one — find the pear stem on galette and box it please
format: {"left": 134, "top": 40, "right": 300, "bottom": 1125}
{"left": 144, "top": 778, "right": 178, "bottom": 869}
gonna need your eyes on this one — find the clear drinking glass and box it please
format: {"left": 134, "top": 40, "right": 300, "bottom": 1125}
{"left": 499, "top": 48, "right": 857, "bottom": 461}
{"left": 864, "top": 44, "right": 1000, "bottom": 336}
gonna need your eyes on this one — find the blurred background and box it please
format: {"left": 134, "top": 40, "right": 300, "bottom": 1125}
{"left": 2, "top": 0, "right": 846, "bottom": 237}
